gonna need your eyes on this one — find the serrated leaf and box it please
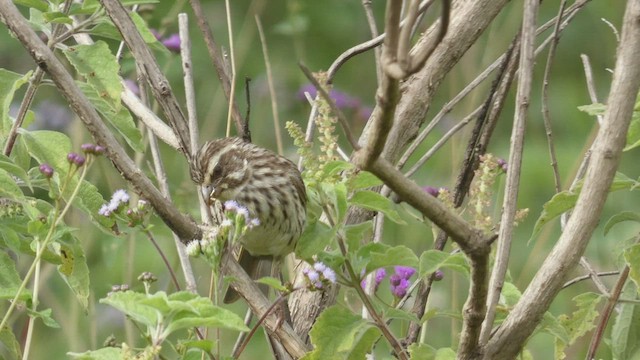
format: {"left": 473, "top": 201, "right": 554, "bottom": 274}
{"left": 434, "top": 348, "right": 456, "bottom": 360}
{"left": 100, "top": 291, "right": 159, "bottom": 328}
{"left": 42, "top": 11, "right": 73, "bottom": 24}
{"left": 366, "top": 245, "right": 418, "bottom": 274}
{"left": 0, "top": 251, "right": 31, "bottom": 301}
{"left": 79, "top": 0, "right": 159, "bottom": 14}
{"left": 178, "top": 339, "right": 215, "bottom": 354}
{"left": 353, "top": 243, "right": 389, "bottom": 275}
{"left": 419, "top": 250, "right": 469, "bottom": 278}
{"left": 68, "top": 347, "right": 123, "bottom": 360}
{"left": 77, "top": 82, "right": 143, "bottom": 152}
{"left": 555, "top": 292, "right": 603, "bottom": 358}
{"left": 612, "top": 283, "right": 640, "bottom": 360}
{"left": 0, "top": 326, "right": 21, "bottom": 358}
{"left": 57, "top": 234, "right": 90, "bottom": 310}
{"left": 408, "top": 343, "right": 436, "bottom": 360}
{"left": 303, "top": 305, "right": 378, "bottom": 360}
{"left": 296, "top": 220, "right": 336, "bottom": 260}
{"left": 625, "top": 111, "right": 640, "bottom": 151}
{"left": 0, "top": 69, "right": 32, "bottom": 132}
{"left": 350, "top": 190, "right": 406, "bottom": 224}
{"left": 501, "top": 282, "right": 522, "bottom": 307}
{"left": 539, "top": 311, "right": 570, "bottom": 344}
{"left": 625, "top": 244, "right": 640, "bottom": 293}
{"left": 322, "top": 160, "right": 353, "bottom": 177}
{"left": 604, "top": 211, "right": 640, "bottom": 236}
{"left": 64, "top": 42, "right": 122, "bottom": 111}
{"left": 255, "top": 277, "right": 287, "bottom": 292}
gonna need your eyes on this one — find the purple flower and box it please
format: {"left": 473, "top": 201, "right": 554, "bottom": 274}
{"left": 123, "top": 79, "right": 140, "bottom": 96}
{"left": 322, "top": 267, "right": 337, "bottom": 283}
{"left": 67, "top": 152, "right": 80, "bottom": 164}
{"left": 94, "top": 145, "right": 105, "bottom": 155}
{"left": 161, "top": 33, "right": 181, "bottom": 53}
{"left": 391, "top": 278, "right": 410, "bottom": 298}
{"left": 307, "top": 270, "right": 320, "bottom": 282}
{"left": 297, "top": 84, "right": 360, "bottom": 109}
{"left": 313, "top": 262, "right": 327, "bottom": 273}
{"left": 81, "top": 143, "right": 95, "bottom": 153}
{"left": 422, "top": 186, "right": 441, "bottom": 198}
{"left": 39, "top": 163, "right": 54, "bottom": 178}
{"left": 496, "top": 158, "right": 508, "bottom": 172}
{"left": 433, "top": 269, "right": 444, "bottom": 281}
{"left": 394, "top": 266, "right": 416, "bottom": 279}
{"left": 73, "top": 154, "right": 86, "bottom": 167}
{"left": 361, "top": 268, "right": 386, "bottom": 291}
{"left": 389, "top": 273, "right": 402, "bottom": 286}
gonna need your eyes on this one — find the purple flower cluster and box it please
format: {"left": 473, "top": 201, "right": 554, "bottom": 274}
{"left": 303, "top": 262, "right": 337, "bottom": 290}
{"left": 496, "top": 158, "right": 508, "bottom": 172}
{"left": 161, "top": 33, "right": 181, "bottom": 53}
{"left": 297, "top": 84, "right": 373, "bottom": 121}
{"left": 363, "top": 266, "right": 416, "bottom": 299}
{"left": 223, "top": 200, "right": 260, "bottom": 229}
{"left": 66, "top": 152, "right": 86, "bottom": 167}
{"left": 423, "top": 186, "right": 448, "bottom": 198}
{"left": 39, "top": 163, "right": 54, "bottom": 178}
{"left": 99, "top": 189, "right": 130, "bottom": 217}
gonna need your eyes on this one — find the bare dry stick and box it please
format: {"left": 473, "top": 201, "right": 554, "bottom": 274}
{"left": 223, "top": 0, "right": 237, "bottom": 138}
{"left": 255, "top": 16, "right": 284, "bottom": 155}
{"left": 540, "top": 0, "right": 567, "bottom": 194}
{"left": 187, "top": 0, "right": 245, "bottom": 136}
{"left": 580, "top": 54, "right": 605, "bottom": 125}
{"left": 480, "top": 0, "right": 539, "bottom": 345}
{"left": 484, "top": 0, "right": 640, "bottom": 357}
{"left": 100, "top": 0, "right": 192, "bottom": 156}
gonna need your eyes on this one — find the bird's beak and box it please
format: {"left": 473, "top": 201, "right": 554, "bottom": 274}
{"left": 201, "top": 185, "right": 214, "bottom": 205}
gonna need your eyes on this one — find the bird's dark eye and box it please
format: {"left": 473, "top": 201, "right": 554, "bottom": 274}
{"left": 212, "top": 164, "right": 222, "bottom": 179}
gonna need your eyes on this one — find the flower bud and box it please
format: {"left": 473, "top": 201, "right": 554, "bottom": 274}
{"left": 39, "top": 163, "right": 54, "bottom": 178}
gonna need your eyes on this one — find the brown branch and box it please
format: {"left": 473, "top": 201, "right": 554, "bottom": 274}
{"left": 99, "top": 0, "right": 191, "bottom": 157}
{"left": 484, "top": 0, "right": 640, "bottom": 357}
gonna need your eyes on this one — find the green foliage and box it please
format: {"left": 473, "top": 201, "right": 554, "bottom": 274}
{"left": 554, "top": 292, "right": 604, "bottom": 359}
{"left": 579, "top": 96, "right": 640, "bottom": 151}
{"left": 624, "top": 244, "right": 640, "bottom": 293}
{"left": 611, "top": 283, "right": 640, "bottom": 360}
{"left": 302, "top": 305, "right": 381, "bottom": 360}
{"left": 0, "top": 69, "right": 32, "bottom": 132}
{"left": 419, "top": 250, "right": 470, "bottom": 278}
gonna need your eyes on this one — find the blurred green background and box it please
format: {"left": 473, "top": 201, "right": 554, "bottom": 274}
{"left": 1, "top": 0, "right": 636, "bottom": 359}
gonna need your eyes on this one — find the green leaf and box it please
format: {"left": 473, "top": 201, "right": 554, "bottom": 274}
{"left": 0, "top": 168, "right": 24, "bottom": 200}
{"left": 408, "top": 343, "right": 436, "bottom": 360}
{"left": 625, "top": 111, "right": 640, "bottom": 151}
{"left": 296, "top": 219, "right": 336, "bottom": 260}
{"left": 13, "top": 0, "right": 48, "bottom": 12}
{"left": 42, "top": 11, "right": 73, "bottom": 24}
{"left": 419, "top": 250, "right": 470, "bottom": 278}
{"left": 255, "top": 277, "right": 288, "bottom": 292}
{"left": 352, "top": 243, "right": 389, "bottom": 275}
{"left": 343, "top": 221, "right": 373, "bottom": 251}
{"left": 68, "top": 347, "right": 123, "bottom": 360}
{"left": 0, "top": 69, "right": 32, "bottom": 132}
{"left": 178, "top": 339, "right": 215, "bottom": 354}
{"left": 0, "top": 251, "right": 30, "bottom": 301}
{"left": 347, "top": 170, "right": 382, "bottom": 190}
{"left": 27, "top": 308, "right": 60, "bottom": 328}
{"left": 79, "top": 0, "right": 160, "bottom": 14}
{"left": 577, "top": 103, "right": 606, "bottom": 116}
{"left": 612, "top": 283, "right": 640, "bottom": 360}
{"left": 434, "top": 348, "right": 456, "bottom": 360}
{"left": 334, "top": 182, "right": 348, "bottom": 223}
{"left": 0, "top": 153, "right": 31, "bottom": 190}
{"left": 501, "top": 282, "right": 522, "bottom": 307}
{"left": 366, "top": 245, "right": 419, "bottom": 274}
{"left": 77, "top": 82, "right": 143, "bottom": 152}
{"left": 625, "top": 244, "right": 640, "bottom": 293}
{"left": 303, "top": 305, "right": 379, "bottom": 360}
{"left": 530, "top": 191, "right": 577, "bottom": 239}
{"left": 555, "top": 292, "right": 604, "bottom": 358}
{"left": 605, "top": 212, "right": 640, "bottom": 236}
{"left": 57, "top": 234, "right": 90, "bottom": 311}
{"left": 100, "top": 291, "right": 159, "bottom": 328}
{"left": 63, "top": 41, "right": 122, "bottom": 111}
{"left": 539, "top": 311, "right": 570, "bottom": 344}
{"left": 323, "top": 160, "right": 353, "bottom": 177}
{"left": 350, "top": 190, "right": 406, "bottom": 224}
{"left": 0, "top": 325, "right": 22, "bottom": 360}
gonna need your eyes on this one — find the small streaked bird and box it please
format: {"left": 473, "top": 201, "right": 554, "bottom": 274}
{"left": 192, "top": 137, "right": 307, "bottom": 303}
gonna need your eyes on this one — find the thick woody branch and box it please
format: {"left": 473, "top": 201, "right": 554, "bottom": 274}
{"left": 0, "top": 0, "right": 201, "bottom": 242}
{"left": 484, "top": 0, "right": 640, "bottom": 357}
{"left": 99, "top": 0, "right": 192, "bottom": 157}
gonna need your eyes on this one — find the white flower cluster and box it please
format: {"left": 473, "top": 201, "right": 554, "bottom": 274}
{"left": 98, "top": 189, "right": 130, "bottom": 216}
{"left": 224, "top": 200, "right": 260, "bottom": 229}
{"left": 303, "top": 262, "right": 337, "bottom": 290}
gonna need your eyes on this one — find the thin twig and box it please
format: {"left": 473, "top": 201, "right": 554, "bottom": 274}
{"left": 179, "top": 13, "right": 199, "bottom": 159}
{"left": 540, "top": 0, "right": 567, "bottom": 194}
{"left": 580, "top": 54, "right": 604, "bottom": 125}
{"left": 578, "top": 258, "right": 610, "bottom": 296}
{"left": 562, "top": 271, "right": 619, "bottom": 288}
{"left": 299, "top": 63, "right": 361, "bottom": 151}
{"left": 243, "top": 77, "right": 252, "bottom": 143}
{"left": 224, "top": 0, "right": 237, "bottom": 138}
{"left": 188, "top": 0, "right": 244, "bottom": 135}
{"left": 255, "top": 15, "right": 283, "bottom": 155}
{"left": 480, "top": 0, "right": 539, "bottom": 345}
{"left": 361, "top": 0, "right": 382, "bottom": 86}
{"left": 143, "top": 229, "right": 181, "bottom": 291}
{"left": 233, "top": 294, "right": 289, "bottom": 359}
